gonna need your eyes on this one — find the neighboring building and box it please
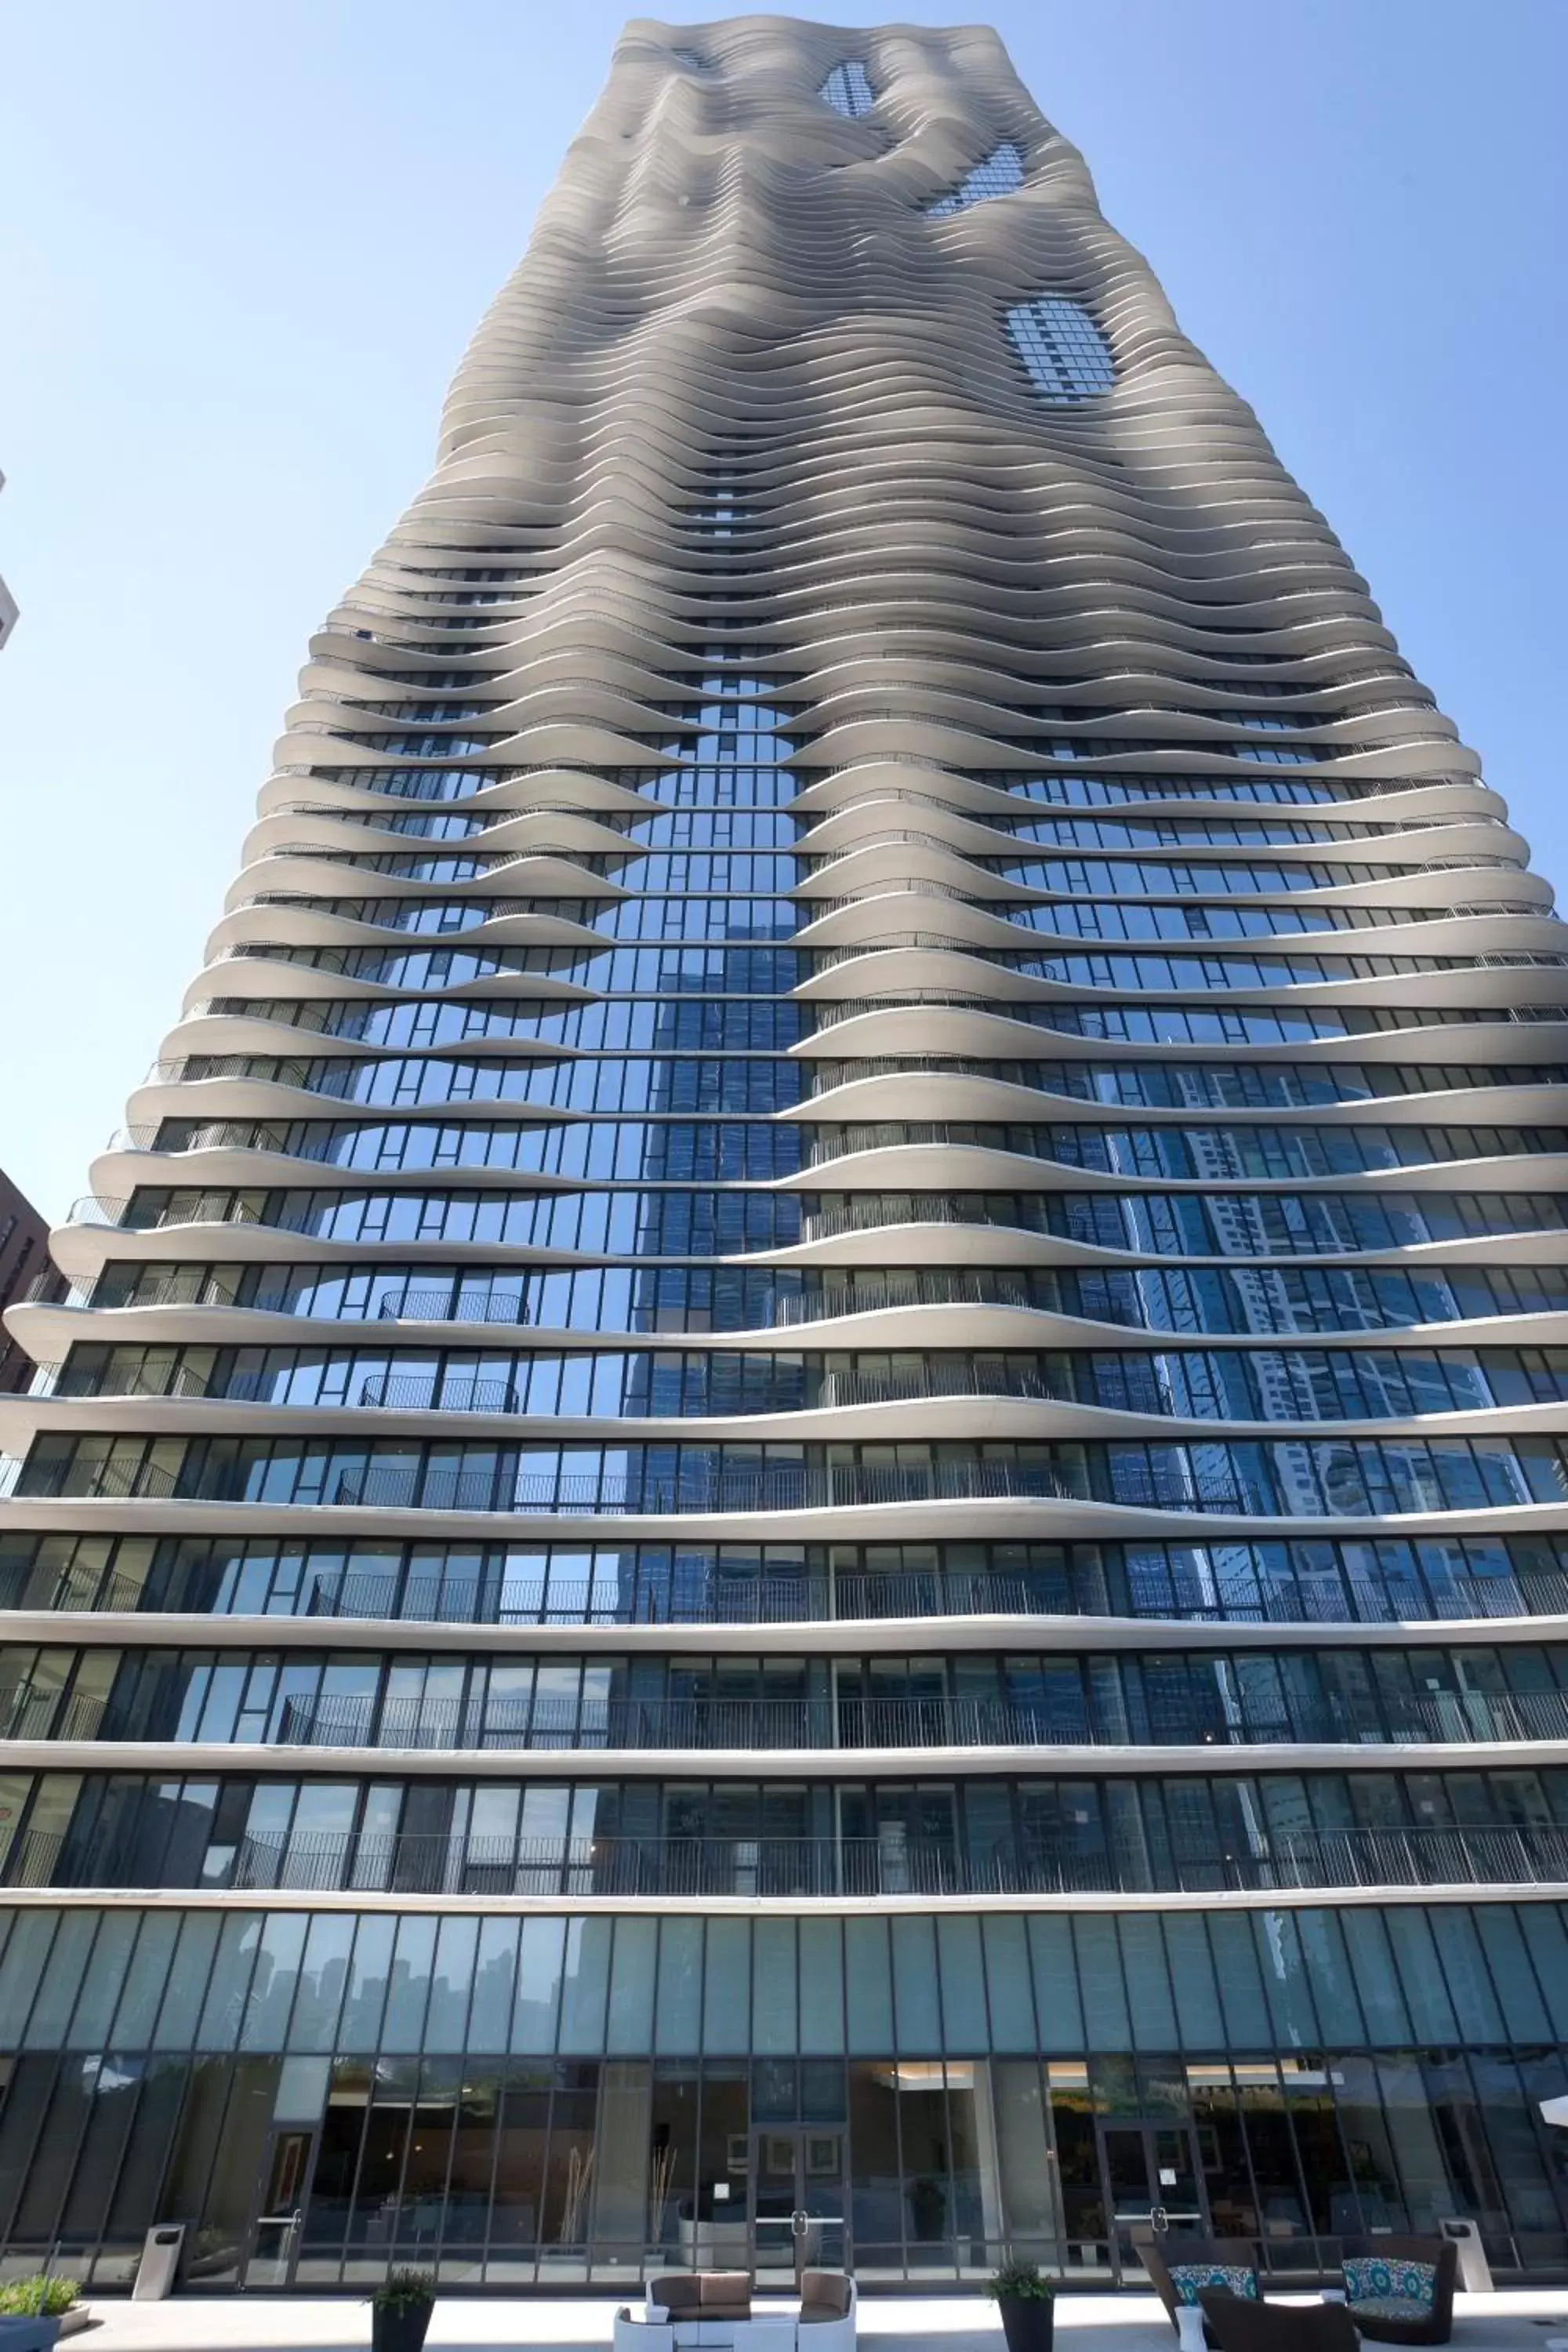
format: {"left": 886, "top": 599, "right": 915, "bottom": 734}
{"left": 0, "top": 1168, "right": 56, "bottom": 1392}
{"left": 3, "top": 15, "right": 1568, "bottom": 2298}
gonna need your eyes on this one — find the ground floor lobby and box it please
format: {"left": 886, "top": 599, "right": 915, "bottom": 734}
{"left": 4, "top": 2045, "right": 1567, "bottom": 2293}
{"left": 1, "top": 1903, "right": 1566, "bottom": 2289}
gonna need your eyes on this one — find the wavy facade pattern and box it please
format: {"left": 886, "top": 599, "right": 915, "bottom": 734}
{"left": 2, "top": 11, "right": 1568, "bottom": 2296}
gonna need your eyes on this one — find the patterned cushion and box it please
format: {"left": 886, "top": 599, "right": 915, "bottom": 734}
{"left": 1344, "top": 2258, "right": 1437, "bottom": 2311}
{"left": 1168, "top": 2263, "right": 1259, "bottom": 2307}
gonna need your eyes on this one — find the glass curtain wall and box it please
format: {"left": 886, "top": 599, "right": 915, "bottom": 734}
{"left": 0, "top": 1903, "right": 1566, "bottom": 2288}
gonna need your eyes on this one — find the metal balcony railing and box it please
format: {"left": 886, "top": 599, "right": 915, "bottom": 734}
{"left": 64, "top": 1195, "right": 129, "bottom": 1228}
{"left": 3, "top": 1452, "right": 1132, "bottom": 1515}
{"left": 46, "top": 1351, "right": 1486, "bottom": 1425}
{"left": 768, "top": 1269, "right": 1065, "bottom": 1321}
{"left": 810, "top": 753, "right": 1473, "bottom": 789}
{"left": 44, "top": 1248, "right": 1567, "bottom": 1359}
{"left": 6, "top": 1822, "right": 1566, "bottom": 1899}
{"left": 143, "top": 1057, "right": 501, "bottom": 1104}
{"left": 806, "top": 827, "right": 990, "bottom": 870}
{"left": 804, "top": 874, "right": 1534, "bottom": 938}
{"left": 250, "top": 840, "right": 601, "bottom": 871}
{"left": 809, "top": 992, "right": 998, "bottom": 1029}
{"left": 7, "top": 1682, "right": 1566, "bottom": 1757}
{"left": 230, "top": 889, "right": 607, "bottom": 927}
{"left": 804, "top": 814, "right": 1500, "bottom": 877}
{"left": 42, "top": 1357, "right": 1008, "bottom": 1422}
{"left": 15, "top": 1438, "right": 1568, "bottom": 1523}
{"left": 0, "top": 1689, "right": 113, "bottom": 1744}
{"left": 803, "top": 880, "right": 995, "bottom": 920}
{"left": 806, "top": 930, "right": 1005, "bottom": 964}
{"left": 260, "top": 1682, "right": 1568, "bottom": 1753}
{"left": 325, "top": 1363, "right": 1056, "bottom": 1419}
{"left": 28, "top": 1359, "right": 1025, "bottom": 1417}
{"left": 800, "top": 1196, "right": 1050, "bottom": 1242}
{"left": 3, "top": 1558, "right": 1565, "bottom": 1632}
{"left": 20, "top": 1275, "right": 93, "bottom": 1308}
{"left": 285, "top": 1565, "right": 1568, "bottom": 1628}
{"left": 375, "top": 1290, "right": 532, "bottom": 1324}
{"left": 798, "top": 1048, "right": 1044, "bottom": 1090}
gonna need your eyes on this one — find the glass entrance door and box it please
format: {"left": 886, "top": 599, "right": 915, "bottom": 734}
{"left": 750, "top": 2128, "right": 847, "bottom": 2286}
{"left": 1101, "top": 2122, "right": 1207, "bottom": 2281}
{"left": 242, "top": 2126, "right": 315, "bottom": 2288}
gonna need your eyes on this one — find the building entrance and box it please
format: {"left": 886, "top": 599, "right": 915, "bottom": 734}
{"left": 241, "top": 2126, "right": 317, "bottom": 2289}
{"left": 1098, "top": 2122, "right": 1208, "bottom": 2281}
{"left": 750, "top": 2126, "right": 848, "bottom": 2286}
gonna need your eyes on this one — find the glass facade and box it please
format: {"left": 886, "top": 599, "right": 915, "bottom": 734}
{"left": 0, "top": 1904, "right": 1565, "bottom": 2290}
{"left": 1004, "top": 298, "right": 1116, "bottom": 403}
{"left": 2, "top": 19, "right": 1566, "bottom": 2297}
{"left": 927, "top": 143, "right": 1025, "bottom": 216}
{"left": 819, "top": 61, "right": 875, "bottom": 118}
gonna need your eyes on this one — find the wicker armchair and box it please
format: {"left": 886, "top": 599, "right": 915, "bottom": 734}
{"left": 1340, "top": 2237, "right": 1457, "bottom": 2345}
{"left": 1141, "top": 2236, "right": 1264, "bottom": 2345}
{"left": 1200, "top": 2296, "right": 1360, "bottom": 2352}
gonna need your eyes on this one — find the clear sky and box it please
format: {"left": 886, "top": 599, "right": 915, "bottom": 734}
{"left": 2, "top": 0, "right": 1565, "bottom": 1218}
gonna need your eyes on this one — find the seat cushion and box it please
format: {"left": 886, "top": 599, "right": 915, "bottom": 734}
{"left": 1346, "top": 2298, "right": 1436, "bottom": 2324}
{"left": 800, "top": 2305, "right": 848, "bottom": 2326}
{"left": 1344, "top": 2259, "right": 1437, "bottom": 2312}
{"left": 699, "top": 2307, "right": 750, "bottom": 2323}
{"left": 699, "top": 2275, "right": 751, "bottom": 2308}
{"left": 1170, "top": 2264, "right": 1258, "bottom": 2307}
{"left": 799, "top": 2278, "right": 850, "bottom": 2318}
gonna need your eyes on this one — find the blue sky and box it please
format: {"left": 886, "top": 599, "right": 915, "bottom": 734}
{"left": 2, "top": 0, "right": 1565, "bottom": 1216}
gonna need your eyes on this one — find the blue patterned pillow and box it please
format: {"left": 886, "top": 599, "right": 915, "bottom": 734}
{"left": 1344, "top": 2258, "right": 1436, "bottom": 2310}
{"left": 1168, "top": 2264, "right": 1258, "bottom": 2307}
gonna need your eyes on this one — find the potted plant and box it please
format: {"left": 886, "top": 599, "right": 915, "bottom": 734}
{"left": 986, "top": 2254, "right": 1055, "bottom": 2352}
{"left": 369, "top": 2267, "right": 436, "bottom": 2352}
{"left": 0, "top": 2274, "right": 85, "bottom": 2344}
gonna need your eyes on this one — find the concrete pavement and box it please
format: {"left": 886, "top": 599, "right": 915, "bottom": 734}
{"left": 54, "top": 2288, "right": 1568, "bottom": 2352}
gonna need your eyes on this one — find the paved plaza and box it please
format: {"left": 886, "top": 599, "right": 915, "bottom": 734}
{"left": 56, "top": 2291, "right": 1568, "bottom": 2352}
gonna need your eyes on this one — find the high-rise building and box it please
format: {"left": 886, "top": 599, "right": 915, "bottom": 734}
{"left": 2, "top": 14, "right": 1567, "bottom": 2300}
